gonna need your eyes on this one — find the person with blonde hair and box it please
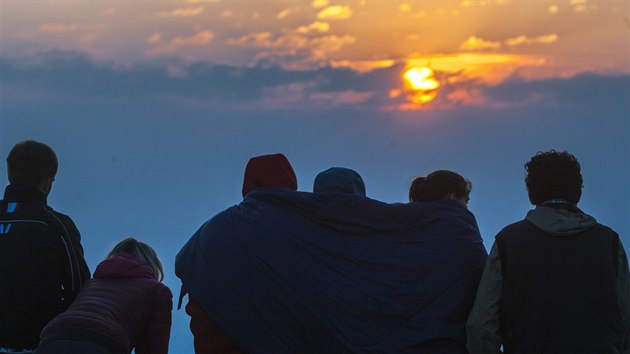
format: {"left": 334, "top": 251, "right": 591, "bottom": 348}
{"left": 37, "top": 238, "right": 172, "bottom": 354}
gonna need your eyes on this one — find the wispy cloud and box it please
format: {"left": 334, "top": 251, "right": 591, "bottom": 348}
{"left": 311, "top": 0, "right": 329, "bottom": 9}
{"left": 399, "top": 3, "right": 412, "bottom": 12}
{"left": 317, "top": 5, "right": 353, "bottom": 20}
{"left": 277, "top": 8, "right": 292, "bottom": 20}
{"left": 459, "top": 34, "right": 558, "bottom": 51}
{"left": 330, "top": 60, "right": 395, "bottom": 73}
{"left": 296, "top": 21, "right": 330, "bottom": 33}
{"left": 147, "top": 31, "right": 214, "bottom": 54}
{"left": 459, "top": 36, "right": 501, "bottom": 50}
{"left": 505, "top": 34, "right": 558, "bottom": 47}
{"left": 158, "top": 7, "right": 204, "bottom": 17}
{"left": 570, "top": 0, "right": 587, "bottom": 12}
{"left": 38, "top": 23, "right": 78, "bottom": 33}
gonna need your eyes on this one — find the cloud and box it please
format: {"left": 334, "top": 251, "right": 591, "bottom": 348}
{"left": 311, "top": 0, "right": 329, "bottom": 9}
{"left": 505, "top": 34, "right": 558, "bottom": 47}
{"left": 548, "top": 5, "right": 558, "bottom": 14}
{"left": 317, "top": 5, "right": 353, "bottom": 20}
{"left": 570, "top": 0, "right": 587, "bottom": 12}
{"left": 459, "top": 34, "right": 558, "bottom": 51}
{"left": 38, "top": 23, "right": 78, "bottom": 33}
{"left": 220, "top": 10, "right": 233, "bottom": 18}
{"left": 330, "top": 60, "right": 396, "bottom": 73}
{"left": 399, "top": 3, "right": 412, "bottom": 12}
{"left": 277, "top": 8, "right": 292, "bottom": 20}
{"left": 296, "top": 21, "right": 330, "bottom": 33}
{"left": 459, "top": 36, "right": 502, "bottom": 51}
{"left": 147, "top": 31, "right": 214, "bottom": 54}
{"left": 147, "top": 33, "right": 162, "bottom": 44}
{"left": 158, "top": 7, "right": 204, "bottom": 17}
{"left": 226, "top": 23, "right": 356, "bottom": 68}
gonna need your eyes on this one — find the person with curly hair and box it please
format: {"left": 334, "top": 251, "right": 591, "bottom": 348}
{"left": 466, "top": 150, "right": 630, "bottom": 354}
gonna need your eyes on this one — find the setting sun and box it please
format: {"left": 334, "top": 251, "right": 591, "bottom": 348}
{"left": 402, "top": 66, "right": 440, "bottom": 104}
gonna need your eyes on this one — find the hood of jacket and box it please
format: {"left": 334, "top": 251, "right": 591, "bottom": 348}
{"left": 94, "top": 253, "right": 156, "bottom": 280}
{"left": 525, "top": 204, "right": 596, "bottom": 236}
{"left": 313, "top": 167, "right": 366, "bottom": 196}
{"left": 242, "top": 153, "right": 298, "bottom": 197}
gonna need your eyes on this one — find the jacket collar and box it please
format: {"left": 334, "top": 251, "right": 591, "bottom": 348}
{"left": 3, "top": 184, "right": 47, "bottom": 204}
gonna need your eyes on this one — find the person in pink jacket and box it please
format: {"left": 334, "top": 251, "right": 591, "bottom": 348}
{"left": 37, "top": 238, "right": 172, "bottom": 354}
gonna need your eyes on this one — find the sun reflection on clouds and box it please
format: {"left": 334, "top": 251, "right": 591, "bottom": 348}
{"left": 317, "top": 5, "right": 353, "bottom": 20}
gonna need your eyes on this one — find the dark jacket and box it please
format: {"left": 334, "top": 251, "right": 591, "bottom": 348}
{"left": 0, "top": 184, "right": 90, "bottom": 350}
{"left": 466, "top": 203, "right": 630, "bottom": 354}
{"left": 176, "top": 190, "right": 487, "bottom": 353}
{"left": 40, "top": 253, "right": 172, "bottom": 354}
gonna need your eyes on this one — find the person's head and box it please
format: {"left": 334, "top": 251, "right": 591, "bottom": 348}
{"left": 313, "top": 167, "right": 366, "bottom": 196}
{"left": 242, "top": 153, "right": 298, "bottom": 197}
{"left": 525, "top": 150, "right": 582, "bottom": 206}
{"left": 7, "top": 140, "right": 58, "bottom": 196}
{"left": 107, "top": 238, "right": 164, "bottom": 282}
{"left": 409, "top": 170, "right": 471, "bottom": 206}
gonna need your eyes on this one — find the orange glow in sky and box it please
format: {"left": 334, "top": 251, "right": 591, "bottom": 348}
{"left": 1, "top": 1, "right": 628, "bottom": 110}
{"left": 403, "top": 67, "right": 440, "bottom": 105}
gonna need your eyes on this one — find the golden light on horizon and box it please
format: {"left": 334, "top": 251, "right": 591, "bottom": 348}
{"left": 403, "top": 66, "right": 440, "bottom": 104}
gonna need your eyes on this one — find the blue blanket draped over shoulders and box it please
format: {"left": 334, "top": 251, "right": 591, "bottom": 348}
{"left": 176, "top": 190, "right": 487, "bottom": 353}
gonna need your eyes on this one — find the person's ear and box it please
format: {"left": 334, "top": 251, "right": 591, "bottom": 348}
{"left": 39, "top": 177, "right": 54, "bottom": 196}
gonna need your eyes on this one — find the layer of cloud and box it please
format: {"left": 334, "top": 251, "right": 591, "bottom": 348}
{"left": 459, "top": 34, "right": 558, "bottom": 51}
{"left": 147, "top": 31, "right": 214, "bottom": 54}
{"left": 157, "top": 7, "right": 204, "bottom": 17}
{"left": 459, "top": 36, "right": 501, "bottom": 51}
{"left": 505, "top": 34, "right": 558, "bottom": 47}
{"left": 38, "top": 23, "right": 79, "bottom": 33}
{"left": 2, "top": 50, "right": 627, "bottom": 113}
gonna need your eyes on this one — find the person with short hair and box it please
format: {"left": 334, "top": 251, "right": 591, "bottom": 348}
{"left": 409, "top": 169, "right": 471, "bottom": 206}
{"left": 37, "top": 238, "right": 172, "bottom": 354}
{"left": 0, "top": 140, "right": 90, "bottom": 354}
{"left": 466, "top": 150, "right": 630, "bottom": 354}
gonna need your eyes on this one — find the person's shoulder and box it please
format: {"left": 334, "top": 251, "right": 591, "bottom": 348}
{"left": 589, "top": 222, "right": 619, "bottom": 239}
{"left": 494, "top": 219, "right": 533, "bottom": 240}
{"left": 42, "top": 205, "right": 78, "bottom": 228}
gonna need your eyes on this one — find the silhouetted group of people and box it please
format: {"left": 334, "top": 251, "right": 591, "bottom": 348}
{"left": 0, "top": 140, "right": 628, "bottom": 354}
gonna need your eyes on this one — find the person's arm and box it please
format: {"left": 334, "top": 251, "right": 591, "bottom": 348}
{"left": 135, "top": 284, "right": 173, "bottom": 354}
{"left": 466, "top": 242, "right": 503, "bottom": 354}
{"left": 616, "top": 241, "right": 630, "bottom": 354}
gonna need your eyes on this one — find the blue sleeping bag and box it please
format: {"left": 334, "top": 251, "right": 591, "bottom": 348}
{"left": 176, "top": 190, "right": 487, "bottom": 353}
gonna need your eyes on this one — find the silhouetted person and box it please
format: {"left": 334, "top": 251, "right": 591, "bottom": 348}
{"left": 37, "top": 238, "right": 172, "bottom": 354}
{"left": 466, "top": 150, "right": 630, "bottom": 354}
{"left": 0, "top": 140, "right": 90, "bottom": 353}
{"left": 181, "top": 153, "right": 297, "bottom": 354}
{"left": 313, "top": 167, "right": 366, "bottom": 196}
{"left": 409, "top": 169, "right": 471, "bottom": 207}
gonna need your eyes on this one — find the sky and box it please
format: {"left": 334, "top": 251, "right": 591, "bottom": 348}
{"left": 1, "top": 1, "right": 629, "bottom": 352}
